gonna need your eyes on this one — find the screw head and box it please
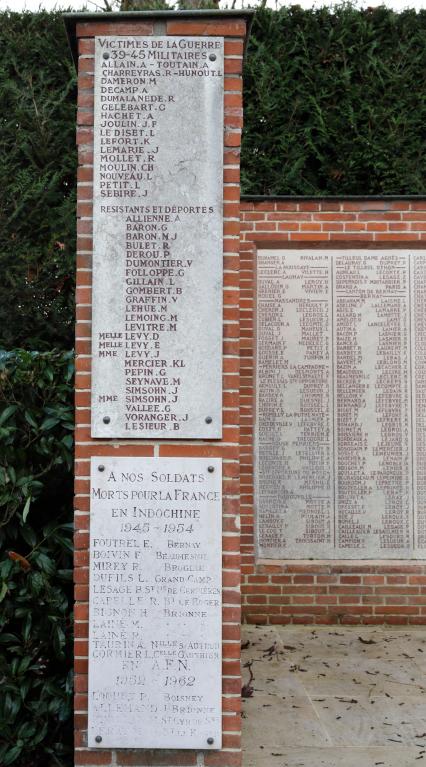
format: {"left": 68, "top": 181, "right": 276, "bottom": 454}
{"left": 205, "top": 416, "right": 212, "bottom": 424}
{"left": 207, "top": 737, "right": 214, "bottom": 745}
{"left": 95, "top": 735, "right": 102, "bottom": 743}
{"left": 208, "top": 466, "right": 215, "bottom": 473}
{"left": 103, "top": 416, "right": 110, "bottom": 424}
{"left": 98, "top": 465, "right": 105, "bottom": 472}
{"left": 209, "top": 53, "right": 216, "bottom": 61}
{"left": 103, "top": 52, "right": 109, "bottom": 60}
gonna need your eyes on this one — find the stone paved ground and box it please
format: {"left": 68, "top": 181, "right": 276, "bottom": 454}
{"left": 241, "top": 625, "right": 426, "bottom": 767}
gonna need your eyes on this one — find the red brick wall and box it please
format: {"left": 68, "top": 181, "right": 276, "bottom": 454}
{"left": 74, "top": 14, "right": 249, "bottom": 767}
{"left": 240, "top": 198, "right": 426, "bottom": 627}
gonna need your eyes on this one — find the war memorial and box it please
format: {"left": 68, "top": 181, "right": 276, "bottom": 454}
{"left": 64, "top": 9, "right": 426, "bottom": 767}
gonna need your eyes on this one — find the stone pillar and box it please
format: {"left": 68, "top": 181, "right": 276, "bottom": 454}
{"left": 64, "top": 10, "right": 252, "bottom": 767}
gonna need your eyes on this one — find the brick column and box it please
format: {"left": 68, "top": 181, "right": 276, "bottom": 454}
{"left": 65, "top": 10, "right": 252, "bottom": 767}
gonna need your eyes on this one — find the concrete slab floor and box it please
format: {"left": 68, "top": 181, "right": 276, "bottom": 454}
{"left": 241, "top": 625, "right": 426, "bottom": 767}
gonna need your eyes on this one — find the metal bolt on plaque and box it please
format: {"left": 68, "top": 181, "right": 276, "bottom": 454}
{"left": 102, "top": 416, "right": 110, "bottom": 424}
{"left": 209, "top": 53, "right": 216, "bottom": 61}
{"left": 207, "top": 737, "right": 214, "bottom": 745}
{"left": 98, "top": 465, "right": 105, "bottom": 473}
{"left": 208, "top": 466, "right": 215, "bottom": 473}
{"left": 205, "top": 416, "right": 212, "bottom": 424}
{"left": 95, "top": 736, "right": 102, "bottom": 744}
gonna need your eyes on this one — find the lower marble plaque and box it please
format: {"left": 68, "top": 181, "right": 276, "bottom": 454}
{"left": 88, "top": 457, "right": 222, "bottom": 749}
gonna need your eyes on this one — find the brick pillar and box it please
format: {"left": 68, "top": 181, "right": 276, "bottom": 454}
{"left": 65, "top": 10, "right": 252, "bottom": 767}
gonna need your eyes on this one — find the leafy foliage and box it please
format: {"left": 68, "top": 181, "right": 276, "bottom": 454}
{"left": 0, "top": 351, "right": 74, "bottom": 767}
{"left": 0, "top": 11, "right": 77, "bottom": 350}
{"left": 242, "top": 5, "right": 426, "bottom": 195}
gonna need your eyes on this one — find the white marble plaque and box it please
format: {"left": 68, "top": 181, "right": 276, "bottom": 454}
{"left": 88, "top": 457, "right": 222, "bottom": 749}
{"left": 256, "top": 249, "right": 426, "bottom": 560}
{"left": 91, "top": 37, "right": 223, "bottom": 438}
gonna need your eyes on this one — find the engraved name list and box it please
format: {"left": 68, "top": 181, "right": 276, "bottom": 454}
{"left": 256, "top": 249, "right": 426, "bottom": 560}
{"left": 88, "top": 457, "right": 222, "bottom": 749}
{"left": 91, "top": 37, "right": 224, "bottom": 438}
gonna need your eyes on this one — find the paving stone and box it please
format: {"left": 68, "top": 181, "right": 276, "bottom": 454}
{"left": 242, "top": 625, "right": 426, "bottom": 766}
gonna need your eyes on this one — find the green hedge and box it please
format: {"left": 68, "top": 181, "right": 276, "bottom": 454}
{"left": 0, "top": 351, "right": 74, "bottom": 767}
{"left": 1, "top": 6, "right": 426, "bottom": 348}
{"left": 242, "top": 6, "right": 426, "bottom": 195}
{"left": 0, "top": 11, "right": 77, "bottom": 351}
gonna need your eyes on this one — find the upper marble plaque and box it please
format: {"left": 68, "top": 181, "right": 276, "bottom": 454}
{"left": 91, "top": 37, "right": 223, "bottom": 438}
{"left": 256, "top": 249, "right": 426, "bottom": 560}
{"left": 88, "top": 456, "right": 222, "bottom": 749}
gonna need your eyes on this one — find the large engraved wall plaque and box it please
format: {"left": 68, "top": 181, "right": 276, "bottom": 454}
{"left": 91, "top": 37, "right": 223, "bottom": 438}
{"left": 256, "top": 249, "right": 426, "bottom": 560}
{"left": 88, "top": 457, "right": 222, "bottom": 749}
